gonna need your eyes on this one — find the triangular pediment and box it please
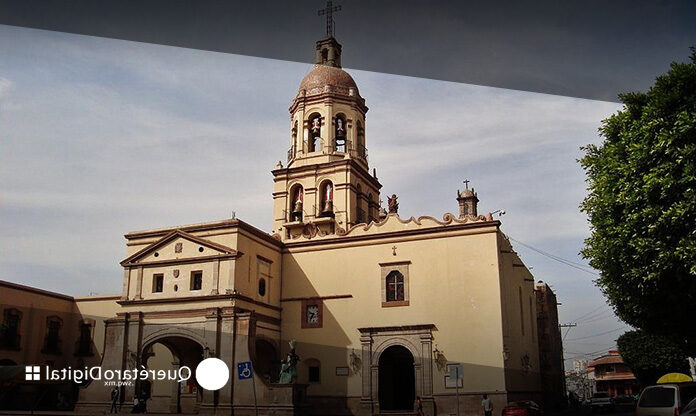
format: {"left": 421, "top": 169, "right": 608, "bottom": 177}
{"left": 120, "top": 230, "right": 237, "bottom": 266}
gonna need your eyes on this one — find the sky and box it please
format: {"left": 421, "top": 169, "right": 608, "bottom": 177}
{"left": 3, "top": 0, "right": 695, "bottom": 101}
{"left": 0, "top": 24, "right": 631, "bottom": 367}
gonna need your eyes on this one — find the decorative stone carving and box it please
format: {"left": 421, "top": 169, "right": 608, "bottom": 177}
{"left": 387, "top": 194, "right": 399, "bottom": 214}
{"left": 174, "top": 242, "right": 183, "bottom": 253}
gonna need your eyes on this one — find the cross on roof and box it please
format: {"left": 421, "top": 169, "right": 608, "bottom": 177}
{"left": 318, "top": 0, "right": 341, "bottom": 37}
{"left": 463, "top": 179, "right": 470, "bottom": 190}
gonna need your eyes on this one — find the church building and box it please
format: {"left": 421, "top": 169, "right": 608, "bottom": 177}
{"left": 1, "top": 23, "right": 560, "bottom": 416}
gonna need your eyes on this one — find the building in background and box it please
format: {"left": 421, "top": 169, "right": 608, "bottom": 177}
{"left": 588, "top": 350, "right": 639, "bottom": 397}
{"left": 535, "top": 281, "right": 566, "bottom": 409}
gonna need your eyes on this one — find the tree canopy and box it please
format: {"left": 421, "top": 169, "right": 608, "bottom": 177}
{"left": 580, "top": 48, "right": 696, "bottom": 352}
{"left": 617, "top": 330, "right": 689, "bottom": 385}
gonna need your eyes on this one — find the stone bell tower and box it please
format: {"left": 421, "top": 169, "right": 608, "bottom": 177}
{"left": 271, "top": 26, "right": 381, "bottom": 240}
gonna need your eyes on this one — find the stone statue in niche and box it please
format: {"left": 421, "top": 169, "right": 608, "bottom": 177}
{"left": 387, "top": 194, "right": 399, "bottom": 214}
{"left": 279, "top": 340, "right": 300, "bottom": 384}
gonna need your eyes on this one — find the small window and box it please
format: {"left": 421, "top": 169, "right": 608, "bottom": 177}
{"left": 0, "top": 309, "right": 22, "bottom": 350}
{"left": 153, "top": 274, "right": 164, "bottom": 293}
{"left": 191, "top": 271, "right": 203, "bottom": 291}
{"left": 306, "top": 358, "right": 320, "bottom": 383}
{"left": 380, "top": 262, "right": 410, "bottom": 307}
{"left": 309, "top": 365, "right": 320, "bottom": 383}
{"left": 76, "top": 321, "right": 93, "bottom": 356}
{"left": 258, "top": 278, "right": 266, "bottom": 297}
{"left": 42, "top": 317, "right": 62, "bottom": 354}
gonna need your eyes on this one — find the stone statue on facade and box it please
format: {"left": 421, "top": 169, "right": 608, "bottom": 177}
{"left": 387, "top": 194, "right": 399, "bottom": 214}
{"left": 279, "top": 340, "right": 300, "bottom": 384}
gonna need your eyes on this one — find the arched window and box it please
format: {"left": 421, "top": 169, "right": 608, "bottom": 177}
{"left": 290, "top": 185, "right": 304, "bottom": 222}
{"left": 385, "top": 271, "right": 405, "bottom": 302}
{"left": 308, "top": 113, "right": 322, "bottom": 152}
{"left": 320, "top": 181, "right": 334, "bottom": 216}
{"left": 334, "top": 114, "right": 347, "bottom": 152}
{"left": 258, "top": 278, "right": 266, "bottom": 297}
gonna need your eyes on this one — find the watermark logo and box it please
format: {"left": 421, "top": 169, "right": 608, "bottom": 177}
{"left": 195, "top": 358, "right": 229, "bottom": 391}
{"left": 23, "top": 360, "right": 232, "bottom": 391}
{"left": 25, "top": 366, "right": 40, "bottom": 381}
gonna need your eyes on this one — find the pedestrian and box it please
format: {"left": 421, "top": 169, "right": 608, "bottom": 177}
{"left": 131, "top": 396, "right": 139, "bottom": 413}
{"left": 482, "top": 393, "right": 492, "bottom": 416}
{"left": 414, "top": 396, "right": 424, "bottom": 416}
{"left": 109, "top": 387, "right": 119, "bottom": 413}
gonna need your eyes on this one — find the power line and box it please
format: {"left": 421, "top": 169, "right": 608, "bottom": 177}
{"left": 565, "top": 327, "right": 626, "bottom": 341}
{"left": 568, "top": 305, "right": 612, "bottom": 323}
{"left": 506, "top": 235, "right": 599, "bottom": 276}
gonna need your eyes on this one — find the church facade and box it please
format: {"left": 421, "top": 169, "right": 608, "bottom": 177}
{"left": 1, "top": 34, "right": 560, "bottom": 416}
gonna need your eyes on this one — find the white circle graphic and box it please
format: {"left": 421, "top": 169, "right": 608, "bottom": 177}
{"left": 195, "top": 358, "right": 229, "bottom": 391}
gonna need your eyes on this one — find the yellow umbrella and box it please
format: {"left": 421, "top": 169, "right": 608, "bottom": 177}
{"left": 657, "top": 373, "right": 693, "bottom": 384}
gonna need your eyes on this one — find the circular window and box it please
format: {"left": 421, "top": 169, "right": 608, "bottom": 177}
{"left": 199, "top": 247, "right": 204, "bottom": 252}
{"left": 154, "top": 252, "right": 159, "bottom": 257}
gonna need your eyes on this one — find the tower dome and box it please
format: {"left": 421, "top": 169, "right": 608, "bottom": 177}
{"left": 299, "top": 64, "right": 359, "bottom": 97}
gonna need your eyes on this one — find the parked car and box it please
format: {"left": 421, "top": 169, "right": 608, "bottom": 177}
{"left": 614, "top": 394, "right": 638, "bottom": 412}
{"left": 591, "top": 392, "right": 614, "bottom": 412}
{"left": 502, "top": 401, "right": 543, "bottom": 416}
{"left": 682, "top": 398, "right": 696, "bottom": 416}
{"left": 636, "top": 382, "right": 696, "bottom": 416}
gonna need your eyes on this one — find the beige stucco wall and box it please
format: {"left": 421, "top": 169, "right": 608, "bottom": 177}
{"left": 496, "top": 233, "right": 542, "bottom": 398}
{"left": 280, "top": 224, "right": 508, "bottom": 400}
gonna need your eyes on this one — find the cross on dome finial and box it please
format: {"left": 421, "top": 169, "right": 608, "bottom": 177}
{"left": 318, "top": 0, "right": 341, "bottom": 38}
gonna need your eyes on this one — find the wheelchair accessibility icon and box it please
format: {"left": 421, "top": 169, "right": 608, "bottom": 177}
{"left": 237, "top": 361, "right": 253, "bottom": 380}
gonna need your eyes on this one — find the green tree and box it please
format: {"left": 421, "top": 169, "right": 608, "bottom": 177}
{"left": 580, "top": 48, "right": 696, "bottom": 352}
{"left": 617, "top": 330, "right": 689, "bottom": 385}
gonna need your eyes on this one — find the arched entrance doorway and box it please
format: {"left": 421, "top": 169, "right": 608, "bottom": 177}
{"left": 141, "top": 336, "right": 204, "bottom": 414}
{"left": 378, "top": 345, "right": 415, "bottom": 411}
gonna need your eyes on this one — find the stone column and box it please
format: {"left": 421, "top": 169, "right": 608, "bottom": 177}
{"left": 420, "top": 333, "right": 435, "bottom": 416}
{"left": 199, "top": 308, "right": 220, "bottom": 412}
{"left": 211, "top": 259, "right": 220, "bottom": 295}
{"left": 135, "top": 267, "right": 144, "bottom": 300}
{"left": 121, "top": 267, "right": 131, "bottom": 300}
{"left": 217, "top": 309, "right": 236, "bottom": 409}
{"left": 359, "top": 333, "right": 374, "bottom": 416}
{"left": 170, "top": 360, "right": 180, "bottom": 413}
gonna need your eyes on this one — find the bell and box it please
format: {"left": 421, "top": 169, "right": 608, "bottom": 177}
{"left": 323, "top": 200, "right": 333, "bottom": 213}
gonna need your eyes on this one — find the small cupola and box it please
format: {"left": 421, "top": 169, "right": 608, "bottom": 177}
{"left": 457, "top": 181, "right": 479, "bottom": 218}
{"left": 316, "top": 37, "right": 342, "bottom": 68}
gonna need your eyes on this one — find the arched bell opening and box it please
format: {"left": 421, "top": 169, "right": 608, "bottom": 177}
{"left": 318, "top": 180, "right": 334, "bottom": 217}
